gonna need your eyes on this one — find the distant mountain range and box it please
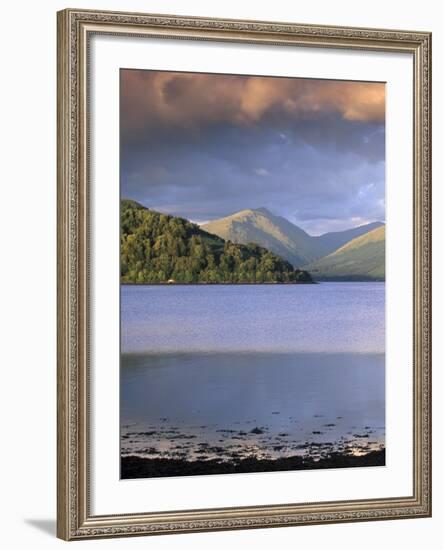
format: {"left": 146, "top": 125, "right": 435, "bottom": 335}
{"left": 202, "top": 208, "right": 385, "bottom": 281}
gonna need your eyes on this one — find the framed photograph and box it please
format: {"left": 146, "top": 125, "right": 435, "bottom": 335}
{"left": 57, "top": 8, "right": 431, "bottom": 540}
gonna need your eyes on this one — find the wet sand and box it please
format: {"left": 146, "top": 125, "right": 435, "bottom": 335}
{"left": 121, "top": 448, "right": 385, "bottom": 479}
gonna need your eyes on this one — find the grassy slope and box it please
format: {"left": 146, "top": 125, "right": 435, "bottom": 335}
{"left": 313, "top": 221, "right": 384, "bottom": 255}
{"left": 303, "top": 225, "right": 385, "bottom": 281}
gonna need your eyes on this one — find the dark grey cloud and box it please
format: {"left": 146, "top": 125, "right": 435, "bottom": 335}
{"left": 121, "top": 71, "right": 385, "bottom": 235}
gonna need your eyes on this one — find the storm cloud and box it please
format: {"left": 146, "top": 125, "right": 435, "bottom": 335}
{"left": 121, "top": 69, "right": 385, "bottom": 235}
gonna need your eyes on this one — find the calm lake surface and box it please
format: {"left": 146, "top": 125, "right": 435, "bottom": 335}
{"left": 121, "top": 283, "right": 385, "bottom": 464}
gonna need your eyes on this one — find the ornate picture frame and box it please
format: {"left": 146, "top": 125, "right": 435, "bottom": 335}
{"left": 57, "top": 8, "right": 431, "bottom": 540}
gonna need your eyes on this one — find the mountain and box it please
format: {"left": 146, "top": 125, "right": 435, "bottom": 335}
{"left": 202, "top": 208, "right": 315, "bottom": 267}
{"left": 202, "top": 208, "right": 384, "bottom": 267}
{"left": 303, "top": 225, "right": 385, "bottom": 281}
{"left": 120, "top": 200, "right": 313, "bottom": 284}
{"left": 314, "top": 221, "right": 384, "bottom": 256}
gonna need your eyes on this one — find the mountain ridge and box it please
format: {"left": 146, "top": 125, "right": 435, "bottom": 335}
{"left": 202, "top": 207, "right": 384, "bottom": 270}
{"left": 303, "top": 225, "right": 385, "bottom": 281}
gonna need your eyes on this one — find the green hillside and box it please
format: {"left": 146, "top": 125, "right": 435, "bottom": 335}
{"left": 303, "top": 225, "right": 385, "bottom": 281}
{"left": 314, "top": 221, "right": 384, "bottom": 256}
{"left": 120, "top": 200, "right": 313, "bottom": 284}
{"left": 202, "top": 208, "right": 383, "bottom": 268}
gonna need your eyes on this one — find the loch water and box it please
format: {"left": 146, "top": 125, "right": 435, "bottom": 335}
{"left": 121, "top": 283, "right": 385, "bottom": 465}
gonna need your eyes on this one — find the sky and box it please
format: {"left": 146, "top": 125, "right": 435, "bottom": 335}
{"left": 120, "top": 69, "right": 385, "bottom": 235}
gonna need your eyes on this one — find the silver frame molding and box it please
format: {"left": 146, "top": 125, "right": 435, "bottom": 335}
{"left": 57, "top": 8, "right": 431, "bottom": 540}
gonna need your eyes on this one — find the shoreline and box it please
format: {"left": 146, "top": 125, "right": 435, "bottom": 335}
{"left": 121, "top": 449, "right": 385, "bottom": 479}
{"left": 120, "top": 280, "right": 385, "bottom": 286}
{"left": 121, "top": 281, "right": 317, "bottom": 286}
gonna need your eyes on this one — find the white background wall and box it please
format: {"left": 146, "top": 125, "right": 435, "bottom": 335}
{"left": 0, "top": 0, "right": 440, "bottom": 548}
